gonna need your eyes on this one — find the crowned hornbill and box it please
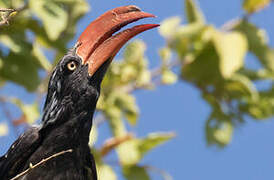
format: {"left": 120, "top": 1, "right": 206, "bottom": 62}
{"left": 0, "top": 5, "right": 158, "bottom": 180}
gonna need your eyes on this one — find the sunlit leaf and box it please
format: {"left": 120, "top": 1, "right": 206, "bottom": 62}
{"left": 118, "top": 139, "right": 141, "bottom": 166}
{"left": 162, "top": 70, "right": 178, "bottom": 85}
{"left": 124, "top": 40, "right": 146, "bottom": 62}
{"left": 138, "top": 132, "right": 175, "bottom": 157}
{"left": 105, "top": 113, "right": 138, "bottom": 165}
{"left": 159, "top": 47, "right": 172, "bottom": 62}
{"left": 169, "top": 23, "right": 205, "bottom": 59}
{"left": 185, "top": 0, "right": 205, "bottom": 24}
{"left": 0, "top": 32, "right": 50, "bottom": 70}
{"left": 206, "top": 111, "right": 234, "bottom": 147}
{"left": 106, "top": 106, "right": 122, "bottom": 121}
{"left": 0, "top": 34, "right": 26, "bottom": 54}
{"left": 120, "top": 65, "right": 138, "bottom": 83}
{"left": 29, "top": 0, "right": 68, "bottom": 40}
{"left": 116, "top": 93, "right": 139, "bottom": 125}
{"left": 32, "top": 41, "right": 52, "bottom": 71}
{"left": 60, "top": 0, "right": 90, "bottom": 20}
{"left": 243, "top": 0, "right": 271, "bottom": 13}
{"left": 117, "top": 132, "right": 175, "bottom": 165}
{"left": 98, "top": 164, "right": 117, "bottom": 180}
{"left": 136, "top": 70, "right": 151, "bottom": 87}
{"left": 159, "top": 17, "right": 181, "bottom": 38}
{"left": 213, "top": 31, "right": 248, "bottom": 78}
{"left": 235, "top": 20, "right": 274, "bottom": 71}
{"left": 213, "top": 121, "right": 233, "bottom": 145}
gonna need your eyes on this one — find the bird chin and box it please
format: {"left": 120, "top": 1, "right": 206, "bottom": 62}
{"left": 88, "top": 58, "right": 112, "bottom": 85}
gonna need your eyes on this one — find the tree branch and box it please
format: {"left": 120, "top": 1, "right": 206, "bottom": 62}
{"left": 144, "top": 165, "right": 173, "bottom": 180}
{"left": 0, "top": 8, "right": 15, "bottom": 12}
{"left": 10, "top": 149, "right": 73, "bottom": 180}
{"left": 0, "top": 3, "right": 28, "bottom": 27}
{"left": 100, "top": 134, "right": 133, "bottom": 157}
{"left": 220, "top": 18, "right": 241, "bottom": 31}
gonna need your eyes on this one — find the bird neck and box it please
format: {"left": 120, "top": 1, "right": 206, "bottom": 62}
{"left": 40, "top": 96, "right": 97, "bottom": 148}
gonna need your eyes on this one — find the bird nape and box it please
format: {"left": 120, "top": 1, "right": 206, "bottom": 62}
{"left": 0, "top": 5, "right": 158, "bottom": 180}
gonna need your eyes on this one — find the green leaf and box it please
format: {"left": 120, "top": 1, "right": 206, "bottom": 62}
{"left": 162, "top": 70, "right": 178, "bottom": 85}
{"left": 240, "top": 87, "right": 274, "bottom": 119}
{"left": 106, "top": 112, "right": 138, "bottom": 165}
{"left": 0, "top": 123, "right": 8, "bottom": 136}
{"left": 136, "top": 70, "right": 151, "bottom": 87}
{"left": 246, "top": 100, "right": 274, "bottom": 119}
{"left": 0, "top": 52, "right": 40, "bottom": 91}
{"left": 0, "top": 32, "right": 50, "bottom": 70}
{"left": 159, "top": 47, "right": 172, "bottom": 62}
{"left": 70, "top": 0, "right": 90, "bottom": 18}
{"left": 138, "top": 132, "right": 175, "bottom": 157}
{"left": 106, "top": 106, "right": 122, "bottom": 121}
{"left": 30, "top": 0, "right": 68, "bottom": 40}
{"left": 116, "top": 93, "right": 139, "bottom": 126}
{"left": 206, "top": 114, "right": 234, "bottom": 147}
{"left": 225, "top": 73, "right": 259, "bottom": 100}
{"left": 124, "top": 40, "right": 146, "bottom": 63}
{"left": 213, "top": 31, "right": 248, "bottom": 78}
{"left": 159, "top": 17, "right": 181, "bottom": 38}
{"left": 98, "top": 164, "right": 117, "bottom": 180}
{"left": 117, "top": 132, "right": 175, "bottom": 166}
{"left": 120, "top": 65, "right": 138, "bottom": 83}
{"left": 181, "top": 28, "right": 223, "bottom": 86}
{"left": 185, "top": 0, "right": 205, "bottom": 24}
{"left": 169, "top": 23, "right": 205, "bottom": 59}
{"left": 118, "top": 139, "right": 141, "bottom": 166}
{"left": 32, "top": 41, "right": 52, "bottom": 71}
{"left": 213, "top": 121, "right": 233, "bottom": 145}
{"left": 239, "top": 68, "right": 274, "bottom": 80}
{"left": 243, "top": 0, "right": 271, "bottom": 13}
{"left": 0, "top": 35, "right": 26, "bottom": 54}
{"left": 118, "top": 40, "right": 151, "bottom": 86}
{"left": 56, "top": 0, "right": 90, "bottom": 20}
{"left": 123, "top": 166, "right": 150, "bottom": 180}
{"left": 235, "top": 20, "right": 274, "bottom": 71}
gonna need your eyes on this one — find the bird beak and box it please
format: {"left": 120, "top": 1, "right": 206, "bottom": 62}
{"left": 75, "top": 5, "right": 159, "bottom": 76}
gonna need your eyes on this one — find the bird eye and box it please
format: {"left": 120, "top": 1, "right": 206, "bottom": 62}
{"left": 66, "top": 61, "right": 77, "bottom": 71}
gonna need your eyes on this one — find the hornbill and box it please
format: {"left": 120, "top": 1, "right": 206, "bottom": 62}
{"left": 0, "top": 5, "right": 158, "bottom": 180}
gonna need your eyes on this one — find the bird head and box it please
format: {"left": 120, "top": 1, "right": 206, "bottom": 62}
{"left": 41, "top": 6, "right": 158, "bottom": 128}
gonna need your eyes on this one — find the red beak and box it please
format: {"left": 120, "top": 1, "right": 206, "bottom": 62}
{"left": 75, "top": 5, "right": 159, "bottom": 76}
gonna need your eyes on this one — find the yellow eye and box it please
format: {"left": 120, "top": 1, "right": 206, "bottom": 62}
{"left": 67, "top": 61, "right": 77, "bottom": 71}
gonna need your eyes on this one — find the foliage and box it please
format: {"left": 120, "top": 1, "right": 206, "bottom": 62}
{"left": 159, "top": 0, "right": 273, "bottom": 147}
{"left": 0, "top": 0, "right": 273, "bottom": 179}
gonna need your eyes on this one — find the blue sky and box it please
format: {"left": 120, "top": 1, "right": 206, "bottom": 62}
{"left": 1, "top": 0, "right": 274, "bottom": 179}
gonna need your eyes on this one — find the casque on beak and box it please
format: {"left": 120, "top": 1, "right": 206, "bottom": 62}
{"left": 75, "top": 5, "right": 159, "bottom": 76}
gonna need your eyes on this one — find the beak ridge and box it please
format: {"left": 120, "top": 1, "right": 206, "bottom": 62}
{"left": 75, "top": 5, "right": 159, "bottom": 76}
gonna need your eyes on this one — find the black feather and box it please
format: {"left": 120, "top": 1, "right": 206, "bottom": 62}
{"left": 0, "top": 52, "right": 102, "bottom": 180}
